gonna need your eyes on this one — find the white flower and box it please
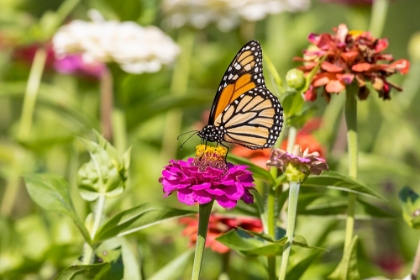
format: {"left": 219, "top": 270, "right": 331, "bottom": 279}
{"left": 52, "top": 10, "right": 180, "bottom": 74}
{"left": 162, "top": 0, "right": 310, "bottom": 32}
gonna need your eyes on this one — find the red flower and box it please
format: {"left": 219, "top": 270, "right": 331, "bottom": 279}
{"left": 295, "top": 24, "right": 410, "bottom": 101}
{"left": 180, "top": 214, "right": 263, "bottom": 254}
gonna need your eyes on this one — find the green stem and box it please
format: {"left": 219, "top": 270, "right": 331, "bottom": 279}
{"left": 191, "top": 201, "right": 214, "bottom": 280}
{"left": 286, "top": 126, "right": 297, "bottom": 153}
{"left": 18, "top": 47, "right": 47, "bottom": 140}
{"left": 278, "top": 181, "right": 300, "bottom": 280}
{"left": 266, "top": 186, "right": 277, "bottom": 280}
{"left": 83, "top": 193, "right": 106, "bottom": 264}
{"left": 344, "top": 86, "right": 358, "bottom": 250}
{"left": 368, "top": 0, "right": 389, "bottom": 37}
{"left": 112, "top": 108, "right": 127, "bottom": 154}
{"left": 161, "top": 31, "right": 193, "bottom": 160}
{"left": 100, "top": 68, "right": 114, "bottom": 142}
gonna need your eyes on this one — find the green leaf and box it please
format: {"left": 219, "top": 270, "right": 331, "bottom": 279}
{"left": 55, "top": 263, "right": 111, "bottom": 280}
{"left": 399, "top": 186, "right": 420, "bottom": 229}
{"left": 24, "top": 174, "right": 91, "bottom": 243}
{"left": 328, "top": 236, "right": 360, "bottom": 280}
{"left": 302, "top": 171, "right": 386, "bottom": 200}
{"left": 216, "top": 229, "right": 285, "bottom": 257}
{"left": 148, "top": 249, "right": 194, "bottom": 280}
{"left": 103, "top": 0, "right": 141, "bottom": 21}
{"left": 287, "top": 251, "right": 323, "bottom": 279}
{"left": 292, "top": 235, "right": 327, "bottom": 251}
{"left": 227, "top": 154, "right": 275, "bottom": 184}
{"left": 94, "top": 203, "right": 196, "bottom": 242}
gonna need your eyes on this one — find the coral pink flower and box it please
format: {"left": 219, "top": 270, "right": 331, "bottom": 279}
{"left": 295, "top": 24, "right": 410, "bottom": 101}
{"left": 180, "top": 214, "right": 263, "bottom": 253}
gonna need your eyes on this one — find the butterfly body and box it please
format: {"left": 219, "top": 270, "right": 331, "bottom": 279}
{"left": 198, "top": 40, "right": 283, "bottom": 150}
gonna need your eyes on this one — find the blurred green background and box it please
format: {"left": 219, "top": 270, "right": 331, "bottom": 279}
{"left": 1, "top": 0, "right": 420, "bottom": 279}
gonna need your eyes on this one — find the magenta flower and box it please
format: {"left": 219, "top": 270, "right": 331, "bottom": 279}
{"left": 54, "top": 54, "right": 105, "bottom": 78}
{"left": 159, "top": 145, "right": 255, "bottom": 209}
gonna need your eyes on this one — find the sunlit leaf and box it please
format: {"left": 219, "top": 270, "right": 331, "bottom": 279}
{"left": 24, "top": 174, "right": 91, "bottom": 243}
{"left": 328, "top": 236, "right": 360, "bottom": 280}
{"left": 148, "top": 249, "right": 194, "bottom": 280}
{"left": 94, "top": 203, "right": 195, "bottom": 242}
{"left": 302, "top": 171, "right": 385, "bottom": 200}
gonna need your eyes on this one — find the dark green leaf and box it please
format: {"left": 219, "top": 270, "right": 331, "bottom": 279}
{"left": 287, "top": 251, "right": 323, "bottom": 279}
{"left": 328, "top": 236, "right": 360, "bottom": 280}
{"left": 149, "top": 249, "right": 194, "bottom": 280}
{"left": 292, "top": 235, "right": 327, "bottom": 251}
{"left": 302, "top": 171, "right": 386, "bottom": 200}
{"left": 216, "top": 229, "right": 285, "bottom": 256}
{"left": 24, "top": 174, "right": 91, "bottom": 243}
{"left": 94, "top": 203, "right": 196, "bottom": 242}
{"left": 399, "top": 186, "right": 420, "bottom": 229}
{"left": 55, "top": 263, "right": 111, "bottom": 280}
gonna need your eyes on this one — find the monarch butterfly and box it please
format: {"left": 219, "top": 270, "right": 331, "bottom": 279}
{"left": 197, "top": 40, "right": 283, "bottom": 150}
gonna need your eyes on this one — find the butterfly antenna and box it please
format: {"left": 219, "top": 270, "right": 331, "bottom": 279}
{"left": 179, "top": 130, "right": 199, "bottom": 150}
{"left": 177, "top": 129, "right": 199, "bottom": 141}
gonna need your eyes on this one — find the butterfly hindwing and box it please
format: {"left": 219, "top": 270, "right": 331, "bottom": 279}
{"left": 215, "top": 87, "right": 282, "bottom": 149}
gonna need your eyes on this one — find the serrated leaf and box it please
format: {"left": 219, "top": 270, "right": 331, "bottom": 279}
{"left": 148, "top": 249, "right": 194, "bottom": 280}
{"left": 302, "top": 171, "right": 385, "bottom": 200}
{"left": 94, "top": 203, "right": 196, "bottom": 242}
{"left": 328, "top": 236, "right": 360, "bottom": 280}
{"left": 55, "top": 263, "right": 111, "bottom": 280}
{"left": 399, "top": 186, "right": 420, "bottom": 229}
{"left": 24, "top": 174, "right": 91, "bottom": 243}
{"left": 216, "top": 229, "right": 285, "bottom": 257}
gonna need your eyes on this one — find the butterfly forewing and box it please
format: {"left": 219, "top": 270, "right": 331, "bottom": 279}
{"left": 209, "top": 41, "right": 265, "bottom": 124}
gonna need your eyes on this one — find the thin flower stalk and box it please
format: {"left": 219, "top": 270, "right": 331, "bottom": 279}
{"left": 267, "top": 146, "right": 328, "bottom": 280}
{"left": 191, "top": 201, "right": 214, "bottom": 280}
{"left": 344, "top": 84, "right": 358, "bottom": 250}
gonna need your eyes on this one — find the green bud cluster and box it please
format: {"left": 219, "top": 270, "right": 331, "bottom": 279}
{"left": 78, "top": 132, "right": 131, "bottom": 201}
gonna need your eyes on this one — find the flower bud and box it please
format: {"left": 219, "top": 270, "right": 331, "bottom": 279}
{"left": 78, "top": 131, "right": 131, "bottom": 201}
{"left": 286, "top": 69, "right": 306, "bottom": 90}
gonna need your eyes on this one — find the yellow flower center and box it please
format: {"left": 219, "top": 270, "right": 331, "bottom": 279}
{"left": 194, "top": 144, "right": 228, "bottom": 171}
{"left": 348, "top": 30, "right": 365, "bottom": 39}
{"left": 195, "top": 144, "right": 227, "bottom": 160}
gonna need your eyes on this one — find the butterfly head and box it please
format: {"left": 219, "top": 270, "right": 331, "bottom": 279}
{"left": 198, "top": 124, "right": 226, "bottom": 143}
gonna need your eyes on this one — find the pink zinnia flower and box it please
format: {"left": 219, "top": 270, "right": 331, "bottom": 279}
{"left": 295, "top": 24, "right": 410, "bottom": 101}
{"left": 159, "top": 145, "right": 255, "bottom": 209}
{"left": 180, "top": 214, "right": 263, "bottom": 254}
{"left": 267, "top": 145, "right": 328, "bottom": 182}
